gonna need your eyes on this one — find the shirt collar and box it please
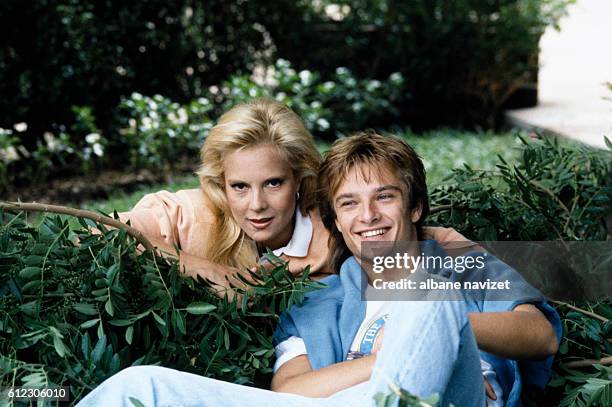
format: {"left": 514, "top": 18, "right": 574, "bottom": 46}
{"left": 272, "top": 209, "right": 312, "bottom": 258}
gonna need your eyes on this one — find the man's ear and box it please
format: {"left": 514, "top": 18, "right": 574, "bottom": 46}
{"left": 410, "top": 205, "right": 422, "bottom": 223}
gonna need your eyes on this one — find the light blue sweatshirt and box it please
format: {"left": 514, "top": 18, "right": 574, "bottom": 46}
{"left": 274, "top": 240, "right": 562, "bottom": 406}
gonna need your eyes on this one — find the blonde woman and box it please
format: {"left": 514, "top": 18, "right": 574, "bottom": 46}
{"left": 119, "top": 99, "right": 469, "bottom": 291}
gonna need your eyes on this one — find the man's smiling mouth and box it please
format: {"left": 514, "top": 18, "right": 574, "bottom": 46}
{"left": 359, "top": 228, "right": 390, "bottom": 238}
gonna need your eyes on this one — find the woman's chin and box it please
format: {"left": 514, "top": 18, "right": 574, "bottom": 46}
{"left": 248, "top": 230, "right": 275, "bottom": 246}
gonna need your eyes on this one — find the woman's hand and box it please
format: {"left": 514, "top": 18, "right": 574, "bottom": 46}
{"left": 178, "top": 252, "right": 257, "bottom": 300}
{"left": 147, "top": 237, "right": 260, "bottom": 300}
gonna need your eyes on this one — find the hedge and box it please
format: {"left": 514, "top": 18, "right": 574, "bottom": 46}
{"left": 249, "top": 0, "right": 573, "bottom": 127}
{"left": 1, "top": 60, "right": 407, "bottom": 192}
{"left": 1, "top": 0, "right": 571, "bottom": 169}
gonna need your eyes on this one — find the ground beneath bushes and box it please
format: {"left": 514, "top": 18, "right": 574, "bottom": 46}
{"left": 3, "top": 162, "right": 197, "bottom": 206}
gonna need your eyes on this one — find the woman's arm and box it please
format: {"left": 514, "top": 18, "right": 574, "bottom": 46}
{"left": 271, "top": 354, "right": 376, "bottom": 397}
{"left": 118, "top": 189, "right": 256, "bottom": 295}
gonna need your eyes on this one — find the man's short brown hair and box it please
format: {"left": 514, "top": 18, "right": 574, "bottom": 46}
{"left": 317, "top": 131, "right": 430, "bottom": 272}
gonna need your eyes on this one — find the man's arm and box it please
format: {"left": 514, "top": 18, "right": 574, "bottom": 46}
{"left": 469, "top": 304, "right": 559, "bottom": 359}
{"left": 271, "top": 354, "right": 376, "bottom": 397}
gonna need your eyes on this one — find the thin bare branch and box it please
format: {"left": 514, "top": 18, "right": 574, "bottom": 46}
{"left": 564, "top": 356, "right": 612, "bottom": 368}
{"left": 429, "top": 205, "right": 453, "bottom": 214}
{"left": 551, "top": 300, "right": 609, "bottom": 323}
{"left": 0, "top": 201, "right": 155, "bottom": 252}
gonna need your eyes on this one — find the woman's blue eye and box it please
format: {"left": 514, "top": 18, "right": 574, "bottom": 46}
{"left": 231, "top": 183, "right": 247, "bottom": 191}
{"left": 266, "top": 179, "right": 283, "bottom": 187}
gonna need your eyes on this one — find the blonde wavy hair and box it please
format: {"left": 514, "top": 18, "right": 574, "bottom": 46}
{"left": 197, "top": 99, "right": 320, "bottom": 269}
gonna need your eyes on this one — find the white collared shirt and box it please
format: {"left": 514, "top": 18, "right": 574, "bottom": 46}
{"left": 271, "top": 209, "right": 313, "bottom": 258}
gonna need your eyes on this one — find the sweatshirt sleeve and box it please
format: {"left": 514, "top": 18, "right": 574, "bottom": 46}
{"left": 274, "top": 310, "right": 301, "bottom": 347}
{"left": 467, "top": 251, "right": 563, "bottom": 391}
{"left": 423, "top": 226, "right": 483, "bottom": 257}
{"left": 118, "top": 189, "right": 208, "bottom": 254}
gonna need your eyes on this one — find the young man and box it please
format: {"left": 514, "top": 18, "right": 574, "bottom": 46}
{"left": 271, "top": 132, "right": 561, "bottom": 406}
{"left": 78, "top": 132, "right": 560, "bottom": 406}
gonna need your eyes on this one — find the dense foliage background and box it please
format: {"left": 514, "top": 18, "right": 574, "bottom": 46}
{"left": 272, "top": 0, "right": 572, "bottom": 126}
{"left": 0, "top": 0, "right": 572, "bottom": 194}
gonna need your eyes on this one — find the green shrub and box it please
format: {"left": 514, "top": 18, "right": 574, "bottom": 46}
{"left": 548, "top": 305, "right": 612, "bottom": 406}
{"left": 429, "top": 136, "right": 612, "bottom": 241}
{"left": 1, "top": 59, "right": 407, "bottom": 189}
{"left": 118, "top": 93, "right": 214, "bottom": 170}
{"left": 216, "top": 59, "right": 408, "bottom": 138}
{"left": 0, "top": 0, "right": 572, "bottom": 165}
{"left": 430, "top": 136, "right": 611, "bottom": 405}
{"left": 273, "top": 0, "right": 572, "bottom": 127}
{"left": 0, "top": 0, "right": 279, "bottom": 153}
{"left": 0, "top": 212, "right": 322, "bottom": 403}
{"left": 0, "top": 128, "right": 19, "bottom": 189}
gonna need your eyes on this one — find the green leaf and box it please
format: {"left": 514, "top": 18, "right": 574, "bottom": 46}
{"left": 110, "top": 353, "right": 121, "bottom": 374}
{"left": 81, "top": 332, "right": 91, "bottom": 358}
{"left": 91, "top": 335, "right": 107, "bottom": 363}
{"left": 19, "top": 266, "right": 41, "bottom": 280}
{"left": 104, "top": 299, "right": 115, "bottom": 316}
{"left": 21, "top": 280, "right": 41, "bottom": 293}
{"left": 18, "top": 301, "right": 38, "bottom": 316}
{"left": 23, "top": 255, "right": 44, "bottom": 267}
{"left": 224, "top": 328, "right": 230, "bottom": 350}
{"left": 559, "top": 339, "right": 569, "bottom": 354}
{"left": 109, "top": 319, "right": 133, "bottom": 327}
{"left": 91, "top": 288, "right": 107, "bottom": 296}
{"left": 53, "top": 335, "right": 67, "bottom": 357}
{"left": 97, "top": 320, "right": 104, "bottom": 338}
{"left": 49, "top": 326, "right": 63, "bottom": 337}
{"left": 129, "top": 397, "right": 147, "bottom": 407}
{"left": 125, "top": 326, "right": 134, "bottom": 345}
{"left": 73, "top": 302, "right": 98, "bottom": 316}
{"left": 152, "top": 312, "right": 166, "bottom": 326}
{"left": 173, "top": 310, "right": 186, "bottom": 335}
{"left": 105, "top": 263, "right": 120, "bottom": 282}
{"left": 21, "top": 372, "right": 46, "bottom": 387}
{"left": 186, "top": 302, "right": 216, "bottom": 315}
{"left": 80, "top": 318, "right": 100, "bottom": 329}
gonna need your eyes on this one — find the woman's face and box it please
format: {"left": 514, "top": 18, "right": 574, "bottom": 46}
{"left": 223, "top": 144, "right": 299, "bottom": 250}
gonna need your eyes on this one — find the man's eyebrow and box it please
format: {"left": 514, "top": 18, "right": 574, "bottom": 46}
{"left": 334, "top": 193, "right": 355, "bottom": 203}
{"left": 334, "top": 185, "right": 402, "bottom": 203}
{"left": 376, "top": 185, "right": 402, "bottom": 193}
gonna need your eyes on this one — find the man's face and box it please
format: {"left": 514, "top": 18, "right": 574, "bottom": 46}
{"left": 332, "top": 164, "right": 421, "bottom": 264}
